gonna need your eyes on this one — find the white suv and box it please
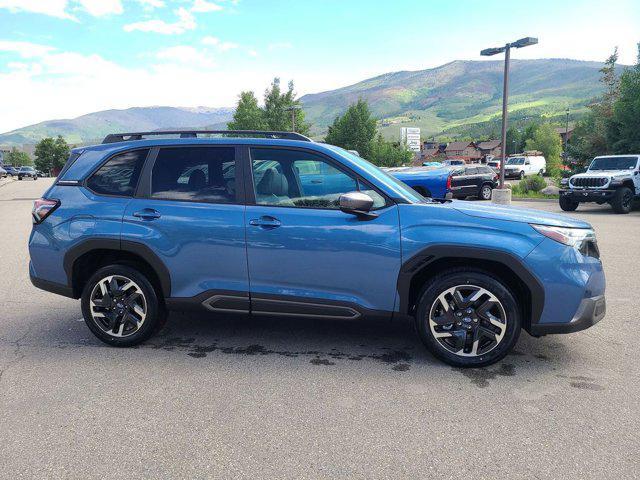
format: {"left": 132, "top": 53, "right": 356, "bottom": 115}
{"left": 559, "top": 155, "right": 640, "bottom": 214}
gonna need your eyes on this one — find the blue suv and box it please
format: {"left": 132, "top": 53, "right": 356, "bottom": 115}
{"left": 29, "top": 131, "right": 606, "bottom": 367}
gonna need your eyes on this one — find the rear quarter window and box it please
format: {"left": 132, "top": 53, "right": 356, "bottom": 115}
{"left": 86, "top": 149, "right": 148, "bottom": 197}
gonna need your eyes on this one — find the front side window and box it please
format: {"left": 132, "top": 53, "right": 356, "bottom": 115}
{"left": 151, "top": 147, "right": 236, "bottom": 203}
{"left": 87, "top": 149, "right": 148, "bottom": 196}
{"left": 250, "top": 148, "right": 386, "bottom": 209}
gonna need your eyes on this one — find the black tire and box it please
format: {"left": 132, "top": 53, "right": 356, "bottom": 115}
{"left": 18, "top": 176, "right": 22, "bottom": 181}
{"left": 538, "top": 169, "right": 544, "bottom": 176}
{"left": 479, "top": 183, "right": 492, "bottom": 200}
{"left": 559, "top": 195, "right": 579, "bottom": 211}
{"left": 81, "top": 264, "right": 166, "bottom": 347}
{"left": 519, "top": 171, "right": 525, "bottom": 180}
{"left": 415, "top": 269, "right": 521, "bottom": 368}
{"left": 610, "top": 187, "right": 633, "bottom": 214}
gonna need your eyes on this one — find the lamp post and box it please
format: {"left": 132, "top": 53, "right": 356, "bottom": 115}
{"left": 286, "top": 105, "right": 302, "bottom": 132}
{"left": 481, "top": 37, "right": 538, "bottom": 202}
{"left": 564, "top": 108, "right": 570, "bottom": 163}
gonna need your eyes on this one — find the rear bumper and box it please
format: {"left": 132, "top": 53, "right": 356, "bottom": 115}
{"left": 529, "top": 295, "right": 606, "bottom": 335}
{"left": 560, "top": 189, "right": 615, "bottom": 202}
{"left": 30, "top": 274, "right": 76, "bottom": 299}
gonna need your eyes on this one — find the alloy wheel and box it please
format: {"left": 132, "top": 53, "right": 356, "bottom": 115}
{"left": 89, "top": 275, "right": 147, "bottom": 337}
{"left": 481, "top": 186, "right": 492, "bottom": 200}
{"left": 428, "top": 284, "right": 507, "bottom": 357}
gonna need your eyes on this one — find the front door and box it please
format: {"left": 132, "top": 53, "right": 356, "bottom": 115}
{"left": 122, "top": 145, "right": 249, "bottom": 308}
{"left": 244, "top": 147, "right": 401, "bottom": 318}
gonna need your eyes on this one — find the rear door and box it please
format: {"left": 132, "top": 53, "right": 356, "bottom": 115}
{"left": 122, "top": 145, "right": 249, "bottom": 306}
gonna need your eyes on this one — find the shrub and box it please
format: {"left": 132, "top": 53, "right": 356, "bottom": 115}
{"left": 517, "top": 175, "right": 547, "bottom": 193}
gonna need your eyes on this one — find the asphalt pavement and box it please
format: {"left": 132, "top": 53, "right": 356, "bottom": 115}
{"left": 1, "top": 178, "right": 638, "bottom": 479}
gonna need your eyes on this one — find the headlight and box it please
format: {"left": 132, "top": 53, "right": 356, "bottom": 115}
{"left": 531, "top": 224, "right": 599, "bottom": 258}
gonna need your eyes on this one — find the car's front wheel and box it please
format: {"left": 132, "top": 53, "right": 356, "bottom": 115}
{"left": 559, "top": 195, "right": 579, "bottom": 211}
{"left": 610, "top": 186, "right": 633, "bottom": 214}
{"left": 519, "top": 171, "right": 525, "bottom": 179}
{"left": 81, "top": 264, "right": 166, "bottom": 347}
{"left": 415, "top": 269, "right": 521, "bottom": 368}
{"left": 479, "top": 184, "right": 492, "bottom": 200}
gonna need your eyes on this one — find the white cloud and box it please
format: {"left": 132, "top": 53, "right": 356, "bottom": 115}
{"left": 0, "top": 0, "right": 76, "bottom": 20}
{"left": 191, "top": 0, "right": 223, "bottom": 13}
{"left": 156, "top": 45, "right": 216, "bottom": 68}
{"left": 0, "top": 40, "right": 56, "bottom": 58}
{"left": 76, "top": 0, "right": 123, "bottom": 16}
{"left": 124, "top": 7, "right": 196, "bottom": 34}
{"left": 201, "top": 36, "right": 238, "bottom": 52}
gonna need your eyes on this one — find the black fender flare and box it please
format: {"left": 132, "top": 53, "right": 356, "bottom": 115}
{"left": 396, "top": 245, "right": 545, "bottom": 326}
{"left": 63, "top": 238, "right": 172, "bottom": 297}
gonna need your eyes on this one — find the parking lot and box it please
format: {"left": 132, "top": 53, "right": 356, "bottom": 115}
{"left": 1, "top": 178, "right": 638, "bottom": 479}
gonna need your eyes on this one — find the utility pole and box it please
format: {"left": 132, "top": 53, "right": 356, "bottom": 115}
{"left": 286, "top": 105, "right": 302, "bottom": 133}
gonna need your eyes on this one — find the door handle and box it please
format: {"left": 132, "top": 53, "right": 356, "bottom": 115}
{"left": 133, "top": 209, "right": 161, "bottom": 220}
{"left": 249, "top": 216, "right": 281, "bottom": 229}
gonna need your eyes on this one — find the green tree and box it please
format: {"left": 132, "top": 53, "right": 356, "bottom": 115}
{"left": 227, "top": 91, "right": 266, "bottom": 130}
{"left": 5, "top": 147, "right": 32, "bottom": 166}
{"left": 567, "top": 47, "right": 620, "bottom": 163}
{"left": 35, "top": 136, "right": 70, "bottom": 173}
{"left": 607, "top": 43, "right": 640, "bottom": 153}
{"left": 524, "top": 123, "right": 563, "bottom": 176}
{"left": 505, "top": 126, "right": 523, "bottom": 155}
{"left": 324, "top": 99, "right": 377, "bottom": 159}
{"left": 368, "top": 134, "right": 413, "bottom": 167}
{"left": 263, "top": 78, "right": 310, "bottom": 135}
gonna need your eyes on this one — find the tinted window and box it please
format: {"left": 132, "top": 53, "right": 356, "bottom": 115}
{"left": 87, "top": 149, "right": 148, "bottom": 196}
{"left": 465, "top": 167, "right": 478, "bottom": 175}
{"left": 251, "top": 148, "right": 386, "bottom": 209}
{"left": 479, "top": 167, "right": 493, "bottom": 174}
{"left": 151, "top": 147, "right": 236, "bottom": 203}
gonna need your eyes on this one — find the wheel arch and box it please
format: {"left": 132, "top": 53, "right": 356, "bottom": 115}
{"left": 397, "top": 245, "right": 544, "bottom": 332}
{"left": 63, "top": 239, "right": 171, "bottom": 299}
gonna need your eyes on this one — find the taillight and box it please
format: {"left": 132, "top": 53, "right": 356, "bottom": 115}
{"left": 32, "top": 198, "right": 59, "bottom": 224}
{"left": 446, "top": 175, "right": 452, "bottom": 191}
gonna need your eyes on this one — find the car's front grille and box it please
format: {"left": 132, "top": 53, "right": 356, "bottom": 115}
{"left": 570, "top": 177, "right": 608, "bottom": 188}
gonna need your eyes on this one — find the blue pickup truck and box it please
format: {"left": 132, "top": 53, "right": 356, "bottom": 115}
{"left": 386, "top": 165, "right": 498, "bottom": 200}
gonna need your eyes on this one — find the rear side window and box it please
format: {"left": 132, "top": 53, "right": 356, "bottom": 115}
{"left": 151, "top": 147, "right": 236, "bottom": 203}
{"left": 86, "top": 149, "right": 148, "bottom": 196}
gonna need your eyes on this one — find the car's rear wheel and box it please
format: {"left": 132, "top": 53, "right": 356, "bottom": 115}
{"left": 81, "top": 264, "right": 166, "bottom": 346}
{"left": 559, "top": 195, "right": 579, "bottom": 211}
{"left": 610, "top": 186, "right": 633, "bottom": 214}
{"left": 479, "top": 184, "right": 492, "bottom": 200}
{"left": 415, "top": 269, "right": 521, "bottom": 368}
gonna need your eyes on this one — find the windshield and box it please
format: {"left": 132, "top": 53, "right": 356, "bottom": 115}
{"left": 325, "top": 145, "right": 427, "bottom": 203}
{"left": 589, "top": 156, "right": 638, "bottom": 171}
{"left": 506, "top": 157, "right": 524, "bottom": 165}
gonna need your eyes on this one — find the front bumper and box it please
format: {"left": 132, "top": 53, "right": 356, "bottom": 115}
{"left": 560, "top": 188, "right": 616, "bottom": 202}
{"left": 529, "top": 295, "right": 606, "bottom": 335}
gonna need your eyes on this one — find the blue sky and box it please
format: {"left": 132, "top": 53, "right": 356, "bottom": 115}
{"left": 0, "top": 0, "right": 638, "bottom": 132}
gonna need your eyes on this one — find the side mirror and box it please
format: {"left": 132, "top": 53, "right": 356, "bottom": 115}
{"left": 339, "top": 191, "right": 376, "bottom": 219}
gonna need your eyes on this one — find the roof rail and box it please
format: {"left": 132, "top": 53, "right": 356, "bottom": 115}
{"left": 102, "top": 130, "right": 312, "bottom": 144}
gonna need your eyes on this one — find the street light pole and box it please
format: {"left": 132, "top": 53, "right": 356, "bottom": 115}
{"left": 564, "top": 108, "right": 570, "bottom": 162}
{"left": 498, "top": 45, "right": 511, "bottom": 189}
{"left": 481, "top": 37, "right": 538, "bottom": 202}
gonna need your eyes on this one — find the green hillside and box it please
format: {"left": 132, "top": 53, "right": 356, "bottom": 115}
{"left": 0, "top": 106, "right": 234, "bottom": 146}
{"left": 300, "top": 58, "right": 620, "bottom": 140}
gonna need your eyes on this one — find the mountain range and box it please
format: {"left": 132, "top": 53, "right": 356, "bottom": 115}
{"left": 0, "top": 58, "right": 620, "bottom": 146}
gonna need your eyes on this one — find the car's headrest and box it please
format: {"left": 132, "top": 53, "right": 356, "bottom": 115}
{"left": 257, "top": 168, "right": 288, "bottom": 196}
{"left": 188, "top": 169, "right": 207, "bottom": 190}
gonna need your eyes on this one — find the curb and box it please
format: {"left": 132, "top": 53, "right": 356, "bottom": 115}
{"left": 512, "top": 197, "right": 558, "bottom": 203}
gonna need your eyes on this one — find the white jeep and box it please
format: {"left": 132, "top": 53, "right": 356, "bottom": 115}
{"left": 559, "top": 155, "right": 640, "bottom": 214}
